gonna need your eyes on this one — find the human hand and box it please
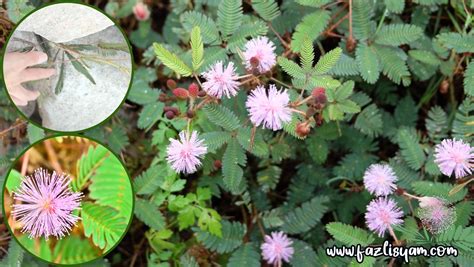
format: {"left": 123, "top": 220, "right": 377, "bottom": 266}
{"left": 3, "top": 51, "right": 55, "bottom": 106}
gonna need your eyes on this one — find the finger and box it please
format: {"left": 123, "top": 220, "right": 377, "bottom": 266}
{"left": 4, "top": 51, "right": 48, "bottom": 70}
{"left": 19, "top": 68, "right": 55, "bottom": 83}
{"left": 9, "top": 85, "right": 40, "bottom": 102}
{"left": 10, "top": 94, "right": 28, "bottom": 107}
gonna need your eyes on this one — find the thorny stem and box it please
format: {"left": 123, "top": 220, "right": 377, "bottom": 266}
{"left": 193, "top": 73, "right": 203, "bottom": 88}
{"left": 268, "top": 22, "right": 290, "bottom": 49}
{"left": 388, "top": 226, "right": 400, "bottom": 245}
{"left": 270, "top": 77, "right": 292, "bottom": 88}
{"left": 20, "top": 151, "right": 30, "bottom": 177}
{"left": 290, "top": 108, "right": 307, "bottom": 116}
{"left": 0, "top": 121, "right": 27, "bottom": 138}
{"left": 402, "top": 191, "right": 422, "bottom": 200}
{"left": 293, "top": 95, "right": 313, "bottom": 106}
{"left": 348, "top": 0, "right": 353, "bottom": 41}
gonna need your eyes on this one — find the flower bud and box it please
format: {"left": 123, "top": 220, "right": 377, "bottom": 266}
{"left": 172, "top": 88, "right": 189, "bottom": 100}
{"left": 164, "top": 106, "right": 179, "bottom": 115}
{"left": 346, "top": 36, "right": 357, "bottom": 53}
{"left": 186, "top": 110, "right": 195, "bottom": 118}
{"left": 188, "top": 83, "right": 199, "bottom": 98}
{"left": 439, "top": 79, "right": 449, "bottom": 94}
{"left": 166, "top": 79, "right": 177, "bottom": 90}
{"left": 198, "top": 90, "right": 207, "bottom": 97}
{"left": 214, "top": 160, "right": 222, "bottom": 169}
{"left": 133, "top": 2, "right": 151, "bottom": 21}
{"left": 296, "top": 122, "right": 311, "bottom": 138}
{"left": 165, "top": 111, "right": 175, "bottom": 120}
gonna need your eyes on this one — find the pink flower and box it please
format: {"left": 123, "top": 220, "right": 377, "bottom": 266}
{"left": 246, "top": 84, "right": 292, "bottom": 131}
{"left": 418, "top": 197, "right": 455, "bottom": 234}
{"left": 201, "top": 61, "right": 240, "bottom": 98}
{"left": 363, "top": 164, "right": 398, "bottom": 196}
{"left": 166, "top": 130, "right": 207, "bottom": 174}
{"left": 434, "top": 138, "right": 473, "bottom": 179}
{"left": 133, "top": 2, "right": 150, "bottom": 21}
{"left": 261, "top": 231, "right": 294, "bottom": 266}
{"left": 12, "top": 169, "right": 82, "bottom": 239}
{"left": 365, "top": 198, "right": 404, "bottom": 237}
{"left": 243, "top": 36, "right": 276, "bottom": 73}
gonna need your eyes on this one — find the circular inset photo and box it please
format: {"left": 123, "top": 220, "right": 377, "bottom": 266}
{"left": 2, "top": 3, "right": 132, "bottom": 132}
{"left": 2, "top": 136, "right": 133, "bottom": 265}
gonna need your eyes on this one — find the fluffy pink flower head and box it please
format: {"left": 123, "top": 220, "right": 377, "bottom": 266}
{"left": 133, "top": 2, "right": 150, "bottom": 21}
{"left": 363, "top": 164, "right": 398, "bottom": 196}
{"left": 365, "top": 198, "right": 404, "bottom": 237}
{"left": 12, "top": 169, "right": 82, "bottom": 239}
{"left": 246, "top": 84, "right": 292, "bottom": 131}
{"left": 166, "top": 130, "right": 207, "bottom": 174}
{"left": 418, "top": 197, "right": 456, "bottom": 234}
{"left": 243, "top": 36, "right": 276, "bottom": 73}
{"left": 261, "top": 231, "right": 294, "bottom": 266}
{"left": 201, "top": 61, "right": 240, "bottom": 99}
{"left": 434, "top": 138, "right": 473, "bottom": 179}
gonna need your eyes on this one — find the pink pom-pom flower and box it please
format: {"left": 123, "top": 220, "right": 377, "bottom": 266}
{"left": 261, "top": 231, "right": 294, "bottom": 266}
{"left": 133, "top": 2, "right": 150, "bottom": 21}
{"left": 166, "top": 130, "right": 207, "bottom": 174}
{"left": 365, "top": 198, "right": 404, "bottom": 237}
{"left": 201, "top": 61, "right": 240, "bottom": 99}
{"left": 418, "top": 197, "right": 456, "bottom": 234}
{"left": 363, "top": 164, "right": 398, "bottom": 196}
{"left": 246, "top": 84, "right": 292, "bottom": 131}
{"left": 243, "top": 36, "right": 276, "bottom": 73}
{"left": 434, "top": 138, "right": 473, "bottom": 179}
{"left": 12, "top": 169, "right": 83, "bottom": 239}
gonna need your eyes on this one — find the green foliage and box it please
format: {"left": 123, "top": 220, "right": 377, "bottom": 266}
{"left": 81, "top": 202, "right": 128, "bottom": 250}
{"left": 181, "top": 11, "right": 220, "bottom": 44}
{"left": 252, "top": 0, "right": 280, "bottom": 21}
{"left": 436, "top": 226, "right": 474, "bottom": 251}
{"left": 396, "top": 128, "right": 426, "bottom": 170}
{"left": 217, "top": 0, "right": 243, "bottom": 39}
{"left": 464, "top": 61, "right": 474, "bottom": 96}
{"left": 153, "top": 43, "right": 193, "bottom": 76}
{"left": 412, "top": 181, "right": 467, "bottom": 203}
{"left": 291, "top": 10, "right": 330, "bottom": 52}
{"left": 290, "top": 240, "right": 319, "bottom": 267}
{"left": 73, "top": 145, "right": 109, "bottom": 192}
{"left": 135, "top": 198, "right": 166, "bottom": 230}
{"left": 133, "top": 165, "right": 167, "bottom": 195}
{"left": 425, "top": 106, "right": 448, "bottom": 141}
{"left": 356, "top": 43, "right": 380, "bottom": 84}
{"left": 352, "top": 0, "right": 373, "bottom": 40}
{"left": 52, "top": 236, "right": 100, "bottom": 264}
{"left": 281, "top": 196, "right": 329, "bottom": 234}
{"left": 375, "top": 24, "right": 423, "bottom": 46}
{"left": 437, "top": 33, "right": 474, "bottom": 53}
{"left": 313, "top": 47, "right": 342, "bottom": 75}
{"left": 227, "top": 243, "right": 261, "bottom": 267}
{"left": 195, "top": 220, "right": 246, "bottom": 253}
{"left": 355, "top": 104, "right": 383, "bottom": 137}
{"left": 0, "top": 240, "right": 24, "bottom": 267}
{"left": 203, "top": 104, "right": 241, "bottom": 131}
{"left": 452, "top": 98, "right": 474, "bottom": 141}
{"left": 222, "top": 139, "right": 247, "bottom": 194}
{"left": 190, "top": 26, "right": 204, "bottom": 71}
{"left": 384, "top": 0, "right": 405, "bottom": 14}
{"left": 26, "top": 124, "right": 44, "bottom": 144}
{"left": 326, "top": 222, "right": 375, "bottom": 245}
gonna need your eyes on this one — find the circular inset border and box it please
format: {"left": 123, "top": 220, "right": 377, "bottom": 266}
{"left": 0, "top": 1, "right": 135, "bottom": 134}
{"left": 1, "top": 133, "right": 135, "bottom": 266}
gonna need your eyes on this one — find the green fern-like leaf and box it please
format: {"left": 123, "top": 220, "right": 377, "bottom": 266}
{"left": 81, "top": 202, "right": 128, "bottom": 250}
{"left": 396, "top": 128, "right": 425, "bottom": 170}
{"left": 436, "top": 226, "right": 474, "bottom": 251}
{"left": 313, "top": 47, "right": 342, "bottom": 75}
{"left": 437, "top": 33, "right": 474, "bottom": 53}
{"left": 88, "top": 152, "right": 133, "bottom": 218}
{"left": 374, "top": 45, "right": 411, "bottom": 85}
{"left": 354, "top": 104, "right": 383, "bottom": 137}
{"left": 290, "top": 240, "right": 319, "bottom": 267}
{"left": 190, "top": 26, "right": 204, "bottom": 71}
{"left": 374, "top": 24, "right": 423, "bottom": 46}
{"left": 236, "top": 127, "right": 269, "bottom": 157}
{"left": 27, "top": 123, "right": 44, "bottom": 144}
{"left": 455, "top": 201, "right": 474, "bottom": 227}
{"left": 222, "top": 139, "right": 247, "bottom": 194}
{"left": 201, "top": 131, "right": 232, "bottom": 153}
{"left": 196, "top": 220, "right": 246, "bottom": 253}
{"left": 291, "top": 10, "right": 330, "bottom": 52}
{"left": 181, "top": 11, "right": 220, "bottom": 45}
{"left": 217, "top": 0, "right": 243, "bottom": 40}
{"left": 52, "top": 236, "right": 100, "bottom": 264}
{"left": 226, "top": 19, "right": 268, "bottom": 52}
{"left": 133, "top": 165, "right": 166, "bottom": 195}
{"left": 326, "top": 222, "right": 375, "bottom": 245}
{"left": 328, "top": 53, "right": 359, "bottom": 76}
{"left": 425, "top": 105, "right": 448, "bottom": 141}
{"left": 464, "top": 61, "right": 474, "bottom": 96}
{"left": 73, "top": 145, "right": 109, "bottom": 192}
{"left": 228, "top": 243, "right": 261, "bottom": 267}
{"left": 408, "top": 50, "right": 441, "bottom": 66}
{"left": 252, "top": 0, "right": 280, "bottom": 21}
{"left": 352, "top": 0, "right": 373, "bottom": 40}
{"left": 278, "top": 56, "right": 305, "bottom": 79}
{"left": 203, "top": 104, "right": 241, "bottom": 131}
{"left": 153, "top": 43, "right": 192, "bottom": 76}
{"left": 134, "top": 198, "right": 166, "bottom": 230}
{"left": 0, "top": 240, "right": 24, "bottom": 267}
{"left": 452, "top": 98, "right": 474, "bottom": 141}
{"left": 107, "top": 125, "right": 129, "bottom": 154}
{"left": 356, "top": 43, "right": 380, "bottom": 84}
{"left": 412, "top": 181, "right": 467, "bottom": 203}
{"left": 384, "top": 0, "right": 405, "bottom": 13}
{"left": 281, "top": 196, "right": 329, "bottom": 234}
{"left": 295, "top": 0, "right": 331, "bottom": 7}
{"left": 300, "top": 37, "right": 314, "bottom": 71}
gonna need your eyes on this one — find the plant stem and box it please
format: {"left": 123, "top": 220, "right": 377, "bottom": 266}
{"left": 374, "top": 9, "right": 388, "bottom": 36}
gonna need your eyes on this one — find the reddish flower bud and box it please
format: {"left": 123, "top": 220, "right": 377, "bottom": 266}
{"left": 186, "top": 110, "right": 195, "bottom": 118}
{"left": 296, "top": 122, "right": 311, "bottom": 138}
{"left": 166, "top": 79, "right": 177, "bottom": 90}
{"left": 198, "top": 90, "right": 207, "bottom": 97}
{"left": 250, "top": 57, "right": 260, "bottom": 68}
{"left": 164, "top": 106, "right": 179, "bottom": 115}
{"left": 439, "top": 80, "right": 449, "bottom": 94}
{"left": 346, "top": 36, "right": 357, "bottom": 53}
{"left": 165, "top": 111, "right": 175, "bottom": 119}
{"left": 311, "top": 87, "right": 326, "bottom": 98}
{"left": 214, "top": 160, "right": 222, "bottom": 169}
{"left": 172, "top": 88, "right": 189, "bottom": 100}
{"left": 133, "top": 2, "right": 151, "bottom": 21}
{"left": 311, "top": 87, "right": 327, "bottom": 109}
{"left": 188, "top": 83, "right": 199, "bottom": 98}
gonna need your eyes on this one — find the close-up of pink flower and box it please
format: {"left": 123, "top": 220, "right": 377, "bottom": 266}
{"left": 418, "top": 197, "right": 456, "bottom": 234}
{"left": 246, "top": 84, "right": 292, "bottom": 131}
{"left": 363, "top": 164, "right": 398, "bottom": 196}
{"left": 434, "top": 138, "right": 473, "bottom": 179}
{"left": 243, "top": 36, "right": 276, "bottom": 73}
{"left": 12, "top": 169, "right": 83, "bottom": 239}
{"left": 166, "top": 130, "right": 207, "bottom": 174}
{"left": 201, "top": 61, "right": 240, "bottom": 99}
{"left": 261, "top": 231, "right": 294, "bottom": 266}
{"left": 365, "top": 198, "right": 404, "bottom": 237}
{"left": 133, "top": 2, "right": 151, "bottom": 21}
